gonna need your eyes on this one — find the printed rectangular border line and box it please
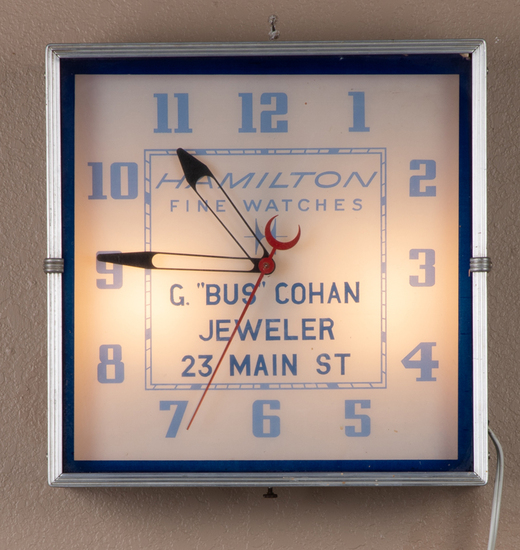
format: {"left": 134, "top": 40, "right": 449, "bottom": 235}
{"left": 143, "top": 148, "right": 387, "bottom": 391}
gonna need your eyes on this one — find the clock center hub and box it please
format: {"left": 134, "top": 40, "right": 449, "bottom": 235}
{"left": 259, "top": 257, "right": 275, "bottom": 274}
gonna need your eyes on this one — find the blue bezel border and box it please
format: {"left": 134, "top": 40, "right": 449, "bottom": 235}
{"left": 60, "top": 51, "right": 473, "bottom": 476}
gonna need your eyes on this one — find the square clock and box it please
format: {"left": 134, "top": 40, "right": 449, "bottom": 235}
{"left": 45, "top": 40, "right": 488, "bottom": 486}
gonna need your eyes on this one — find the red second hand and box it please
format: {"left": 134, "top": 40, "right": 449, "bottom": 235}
{"left": 186, "top": 216, "right": 301, "bottom": 430}
{"left": 186, "top": 250, "right": 275, "bottom": 430}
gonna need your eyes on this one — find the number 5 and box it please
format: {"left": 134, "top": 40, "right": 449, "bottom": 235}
{"left": 345, "top": 400, "right": 371, "bottom": 437}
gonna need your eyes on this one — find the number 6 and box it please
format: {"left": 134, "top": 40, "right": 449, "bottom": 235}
{"left": 252, "top": 400, "right": 281, "bottom": 438}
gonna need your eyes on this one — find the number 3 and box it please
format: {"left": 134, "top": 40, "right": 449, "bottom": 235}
{"left": 409, "top": 249, "right": 435, "bottom": 287}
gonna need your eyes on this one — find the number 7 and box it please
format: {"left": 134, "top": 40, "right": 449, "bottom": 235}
{"left": 160, "top": 401, "right": 188, "bottom": 437}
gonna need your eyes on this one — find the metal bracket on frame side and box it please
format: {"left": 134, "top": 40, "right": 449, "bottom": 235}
{"left": 44, "top": 258, "right": 64, "bottom": 274}
{"left": 469, "top": 257, "right": 492, "bottom": 273}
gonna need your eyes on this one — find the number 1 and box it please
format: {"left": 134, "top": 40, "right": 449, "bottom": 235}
{"left": 348, "top": 92, "right": 370, "bottom": 132}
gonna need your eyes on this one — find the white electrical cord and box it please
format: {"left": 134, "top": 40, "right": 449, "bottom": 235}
{"left": 487, "top": 428, "right": 504, "bottom": 550}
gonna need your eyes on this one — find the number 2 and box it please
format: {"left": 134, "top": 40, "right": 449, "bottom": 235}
{"left": 409, "top": 160, "right": 436, "bottom": 197}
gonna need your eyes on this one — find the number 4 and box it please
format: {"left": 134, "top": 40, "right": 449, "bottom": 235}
{"left": 401, "top": 342, "right": 439, "bottom": 381}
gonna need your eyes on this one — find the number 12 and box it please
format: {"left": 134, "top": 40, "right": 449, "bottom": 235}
{"left": 239, "top": 93, "right": 288, "bottom": 133}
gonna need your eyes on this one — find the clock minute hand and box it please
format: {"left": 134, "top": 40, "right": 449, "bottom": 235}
{"left": 97, "top": 251, "right": 260, "bottom": 273}
{"left": 97, "top": 150, "right": 269, "bottom": 274}
{"left": 176, "top": 148, "right": 268, "bottom": 259}
{"left": 186, "top": 216, "right": 301, "bottom": 430}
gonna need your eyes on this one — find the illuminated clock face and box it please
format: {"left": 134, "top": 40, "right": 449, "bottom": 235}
{"left": 66, "top": 51, "right": 472, "bottom": 474}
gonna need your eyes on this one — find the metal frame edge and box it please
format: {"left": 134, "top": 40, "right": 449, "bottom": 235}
{"left": 46, "top": 45, "right": 64, "bottom": 485}
{"left": 45, "top": 39, "right": 488, "bottom": 487}
{"left": 470, "top": 40, "right": 488, "bottom": 484}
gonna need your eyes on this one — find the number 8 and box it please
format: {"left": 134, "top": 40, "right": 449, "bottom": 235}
{"left": 97, "top": 344, "right": 125, "bottom": 384}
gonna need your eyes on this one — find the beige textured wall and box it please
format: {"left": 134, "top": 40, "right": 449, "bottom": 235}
{"left": 1, "top": 0, "right": 518, "bottom": 548}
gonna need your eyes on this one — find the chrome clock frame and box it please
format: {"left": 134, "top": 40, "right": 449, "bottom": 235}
{"left": 46, "top": 40, "right": 487, "bottom": 487}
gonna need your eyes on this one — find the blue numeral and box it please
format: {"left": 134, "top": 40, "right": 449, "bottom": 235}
{"left": 181, "top": 355, "right": 213, "bottom": 377}
{"left": 153, "top": 93, "right": 172, "bottom": 133}
{"left": 181, "top": 355, "right": 196, "bottom": 377}
{"left": 110, "top": 162, "right": 138, "bottom": 200}
{"left": 239, "top": 93, "right": 288, "bottom": 133}
{"left": 348, "top": 92, "right": 370, "bottom": 132}
{"left": 409, "top": 249, "right": 435, "bottom": 287}
{"left": 252, "top": 400, "right": 280, "bottom": 438}
{"left": 97, "top": 344, "right": 124, "bottom": 384}
{"left": 96, "top": 251, "right": 123, "bottom": 289}
{"left": 402, "top": 342, "right": 438, "bottom": 381}
{"left": 88, "top": 162, "right": 107, "bottom": 199}
{"left": 260, "top": 93, "right": 288, "bottom": 133}
{"left": 345, "top": 400, "right": 371, "bottom": 437}
{"left": 410, "top": 160, "right": 436, "bottom": 197}
{"left": 160, "top": 401, "right": 188, "bottom": 437}
{"left": 89, "top": 162, "right": 139, "bottom": 200}
{"left": 173, "top": 93, "right": 193, "bottom": 133}
{"left": 238, "top": 93, "right": 256, "bottom": 133}
{"left": 154, "top": 93, "right": 193, "bottom": 134}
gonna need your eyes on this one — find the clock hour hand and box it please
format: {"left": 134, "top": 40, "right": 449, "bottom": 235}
{"left": 97, "top": 251, "right": 259, "bottom": 273}
{"left": 177, "top": 148, "right": 268, "bottom": 260}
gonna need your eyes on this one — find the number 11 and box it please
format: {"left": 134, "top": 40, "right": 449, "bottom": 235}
{"left": 154, "top": 93, "right": 193, "bottom": 134}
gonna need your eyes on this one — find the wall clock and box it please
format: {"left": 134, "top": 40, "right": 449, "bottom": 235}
{"left": 45, "top": 40, "right": 488, "bottom": 486}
